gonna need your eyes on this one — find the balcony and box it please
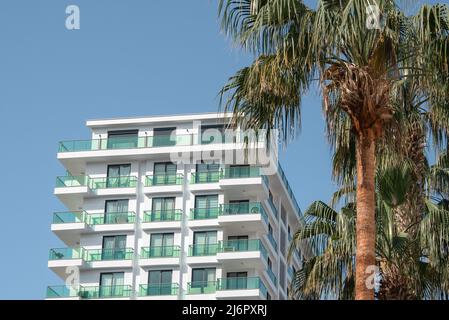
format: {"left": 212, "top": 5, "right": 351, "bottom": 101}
{"left": 51, "top": 211, "right": 88, "bottom": 246}
{"left": 144, "top": 174, "right": 183, "bottom": 194}
{"left": 85, "top": 248, "right": 134, "bottom": 261}
{"left": 217, "top": 239, "right": 268, "bottom": 269}
{"left": 218, "top": 202, "right": 269, "bottom": 233}
{"left": 266, "top": 268, "right": 277, "bottom": 288}
{"left": 143, "top": 210, "right": 182, "bottom": 222}
{"left": 221, "top": 166, "right": 261, "bottom": 179}
{"left": 189, "top": 207, "right": 220, "bottom": 228}
{"left": 48, "top": 248, "right": 85, "bottom": 279}
{"left": 141, "top": 245, "right": 180, "bottom": 258}
{"left": 219, "top": 167, "right": 268, "bottom": 198}
{"left": 58, "top": 134, "right": 193, "bottom": 153}
{"left": 187, "top": 243, "right": 219, "bottom": 265}
{"left": 140, "top": 245, "right": 180, "bottom": 267}
{"left": 142, "top": 210, "right": 183, "bottom": 230}
{"left": 89, "top": 176, "right": 137, "bottom": 189}
{"left": 79, "top": 285, "right": 133, "bottom": 299}
{"left": 189, "top": 243, "right": 219, "bottom": 256}
{"left": 84, "top": 248, "right": 134, "bottom": 269}
{"left": 52, "top": 211, "right": 135, "bottom": 245}
{"left": 216, "top": 277, "right": 268, "bottom": 300}
{"left": 52, "top": 211, "right": 86, "bottom": 224}
{"left": 187, "top": 281, "right": 217, "bottom": 295}
{"left": 46, "top": 285, "right": 80, "bottom": 300}
{"left": 277, "top": 162, "right": 302, "bottom": 219}
{"left": 267, "top": 197, "right": 278, "bottom": 220}
{"left": 145, "top": 174, "right": 183, "bottom": 186}
{"left": 138, "top": 283, "right": 179, "bottom": 299}
{"left": 190, "top": 207, "right": 220, "bottom": 220}
{"left": 267, "top": 233, "right": 278, "bottom": 253}
{"left": 191, "top": 171, "right": 220, "bottom": 184}
{"left": 55, "top": 175, "right": 137, "bottom": 208}
{"left": 87, "top": 211, "right": 135, "bottom": 225}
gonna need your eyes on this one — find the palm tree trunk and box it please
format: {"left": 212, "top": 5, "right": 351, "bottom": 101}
{"left": 355, "top": 132, "right": 377, "bottom": 300}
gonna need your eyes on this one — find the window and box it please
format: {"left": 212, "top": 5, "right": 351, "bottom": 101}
{"left": 228, "top": 165, "right": 250, "bottom": 178}
{"left": 107, "top": 164, "right": 131, "bottom": 188}
{"left": 152, "top": 197, "right": 175, "bottom": 212}
{"left": 193, "top": 231, "right": 217, "bottom": 255}
{"left": 153, "top": 127, "right": 176, "bottom": 146}
{"left": 104, "top": 199, "right": 129, "bottom": 224}
{"left": 194, "top": 195, "right": 219, "bottom": 219}
{"left": 226, "top": 235, "right": 249, "bottom": 251}
{"left": 150, "top": 233, "right": 174, "bottom": 256}
{"left": 102, "top": 235, "right": 127, "bottom": 260}
{"left": 148, "top": 270, "right": 173, "bottom": 295}
{"left": 153, "top": 162, "right": 177, "bottom": 184}
{"left": 267, "top": 292, "right": 271, "bottom": 300}
{"left": 99, "top": 272, "right": 125, "bottom": 297}
{"left": 200, "top": 124, "right": 225, "bottom": 144}
{"left": 268, "top": 257, "right": 272, "bottom": 270}
{"left": 226, "top": 271, "right": 248, "bottom": 289}
{"left": 195, "top": 162, "right": 220, "bottom": 183}
{"left": 227, "top": 200, "right": 250, "bottom": 214}
{"left": 191, "top": 268, "right": 216, "bottom": 293}
{"left": 107, "top": 130, "right": 138, "bottom": 149}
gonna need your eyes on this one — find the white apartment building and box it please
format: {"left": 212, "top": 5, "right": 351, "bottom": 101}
{"left": 47, "top": 113, "right": 302, "bottom": 300}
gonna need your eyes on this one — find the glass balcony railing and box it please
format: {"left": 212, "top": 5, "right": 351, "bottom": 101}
{"left": 188, "top": 243, "right": 219, "bottom": 256}
{"left": 220, "top": 202, "right": 268, "bottom": 224}
{"left": 190, "top": 207, "right": 220, "bottom": 220}
{"left": 267, "top": 198, "right": 278, "bottom": 218}
{"left": 58, "top": 134, "right": 193, "bottom": 153}
{"left": 221, "top": 166, "right": 261, "bottom": 179}
{"left": 219, "top": 239, "right": 267, "bottom": 257}
{"left": 145, "top": 174, "right": 183, "bottom": 186}
{"left": 79, "top": 285, "right": 132, "bottom": 299}
{"left": 187, "top": 281, "right": 217, "bottom": 294}
{"left": 55, "top": 176, "right": 88, "bottom": 188}
{"left": 277, "top": 162, "right": 302, "bottom": 218}
{"left": 217, "top": 277, "right": 267, "bottom": 295}
{"left": 87, "top": 212, "right": 135, "bottom": 225}
{"left": 46, "top": 285, "right": 80, "bottom": 298}
{"left": 143, "top": 210, "right": 183, "bottom": 222}
{"left": 190, "top": 171, "right": 220, "bottom": 183}
{"left": 141, "top": 245, "right": 180, "bottom": 258}
{"left": 266, "top": 268, "right": 277, "bottom": 287}
{"left": 139, "top": 283, "right": 179, "bottom": 296}
{"left": 84, "top": 248, "right": 134, "bottom": 261}
{"left": 267, "top": 233, "right": 278, "bottom": 251}
{"left": 89, "top": 176, "right": 138, "bottom": 189}
{"left": 49, "top": 248, "right": 84, "bottom": 260}
{"left": 52, "top": 211, "right": 86, "bottom": 224}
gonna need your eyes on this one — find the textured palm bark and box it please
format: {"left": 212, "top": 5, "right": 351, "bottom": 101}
{"left": 355, "top": 132, "right": 377, "bottom": 300}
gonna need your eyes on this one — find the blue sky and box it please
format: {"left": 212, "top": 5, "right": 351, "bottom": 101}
{"left": 0, "top": 0, "right": 439, "bottom": 299}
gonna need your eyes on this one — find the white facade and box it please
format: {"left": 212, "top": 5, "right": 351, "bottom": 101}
{"left": 47, "top": 113, "right": 302, "bottom": 300}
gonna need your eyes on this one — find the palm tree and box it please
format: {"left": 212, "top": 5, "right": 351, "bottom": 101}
{"left": 217, "top": 0, "right": 449, "bottom": 299}
{"left": 289, "top": 163, "right": 449, "bottom": 299}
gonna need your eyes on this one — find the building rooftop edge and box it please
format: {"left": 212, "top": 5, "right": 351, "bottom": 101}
{"left": 86, "top": 112, "right": 234, "bottom": 128}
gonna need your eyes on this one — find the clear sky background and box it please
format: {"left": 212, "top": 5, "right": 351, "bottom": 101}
{"left": 0, "top": 0, "right": 438, "bottom": 299}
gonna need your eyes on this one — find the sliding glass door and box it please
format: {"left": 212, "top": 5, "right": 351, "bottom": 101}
{"left": 148, "top": 270, "right": 173, "bottom": 295}
{"left": 99, "top": 272, "right": 124, "bottom": 297}
{"left": 107, "top": 164, "right": 131, "bottom": 188}
{"left": 151, "top": 197, "right": 176, "bottom": 220}
{"left": 102, "top": 235, "right": 127, "bottom": 260}
{"left": 150, "top": 233, "right": 174, "bottom": 256}
{"left": 104, "top": 199, "right": 129, "bottom": 224}
{"left": 153, "top": 162, "right": 177, "bottom": 185}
